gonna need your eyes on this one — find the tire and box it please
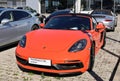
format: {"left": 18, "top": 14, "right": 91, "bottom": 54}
{"left": 111, "top": 27, "right": 115, "bottom": 32}
{"left": 115, "top": 23, "right": 117, "bottom": 27}
{"left": 115, "top": 21, "right": 117, "bottom": 27}
{"left": 101, "top": 32, "right": 106, "bottom": 48}
{"left": 31, "top": 25, "right": 39, "bottom": 30}
{"left": 88, "top": 43, "right": 95, "bottom": 71}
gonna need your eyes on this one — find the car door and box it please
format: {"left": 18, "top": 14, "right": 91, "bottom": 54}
{"left": 12, "top": 10, "right": 32, "bottom": 38}
{"left": 0, "top": 11, "right": 18, "bottom": 46}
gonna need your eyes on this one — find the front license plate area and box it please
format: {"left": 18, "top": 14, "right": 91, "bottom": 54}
{"left": 28, "top": 58, "right": 51, "bottom": 66}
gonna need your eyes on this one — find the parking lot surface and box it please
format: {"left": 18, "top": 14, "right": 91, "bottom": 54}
{"left": 0, "top": 15, "right": 120, "bottom": 81}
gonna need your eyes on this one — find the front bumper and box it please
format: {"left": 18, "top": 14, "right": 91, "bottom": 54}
{"left": 103, "top": 21, "right": 114, "bottom": 30}
{"left": 105, "top": 26, "right": 114, "bottom": 30}
{"left": 16, "top": 55, "right": 86, "bottom": 74}
{"left": 15, "top": 43, "right": 91, "bottom": 74}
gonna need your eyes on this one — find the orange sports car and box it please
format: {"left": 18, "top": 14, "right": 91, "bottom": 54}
{"left": 15, "top": 13, "right": 106, "bottom": 74}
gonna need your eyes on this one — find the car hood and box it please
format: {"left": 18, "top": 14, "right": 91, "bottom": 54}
{"left": 26, "top": 29, "right": 88, "bottom": 52}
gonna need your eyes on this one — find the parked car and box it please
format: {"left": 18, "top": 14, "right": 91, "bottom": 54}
{"left": 16, "top": 6, "right": 46, "bottom": 23}
{"left": 16, "top": 13, "right": 106, "bottom": 74}
{"left": 45, "top": 9, "right": 73, "bottom": 23}
{"left": 0, "top": 8, "right": 40, "bottom": 47}
{"left": 16, "top": 6, "right": 37, "bottom": 16}
{"left": 91, "top": 9, "right": 117, "bottom": 31}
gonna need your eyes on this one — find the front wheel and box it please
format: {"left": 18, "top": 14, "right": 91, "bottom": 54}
{"left": 88, "top": 43, "right": 95, "bottom": 71}
{"left": 112, "top": 27, "right": 115, "bottom": 32}
{"left": 101, "top": 32, "right": 106, "bottom": 48}
{"left": 31, "top": 25, "right": 39, "bottom": 30}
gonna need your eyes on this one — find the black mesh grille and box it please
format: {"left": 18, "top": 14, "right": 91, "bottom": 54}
{"left": 54, "top": 63, "right": 84, "bottom": 70}
{"left": 16, "top": 55, "right": 28, "bottom": 65}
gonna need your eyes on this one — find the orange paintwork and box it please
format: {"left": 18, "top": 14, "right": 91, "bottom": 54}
{"left": 15, "top": 14, "right": 106, "bottom": 74}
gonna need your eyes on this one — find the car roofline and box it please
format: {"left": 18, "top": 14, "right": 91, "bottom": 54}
{"left": 50, "top": 13, "right": 92, "bottom": 18}
{"left": 0, "top": 8, "right": 33, "bottom": 16}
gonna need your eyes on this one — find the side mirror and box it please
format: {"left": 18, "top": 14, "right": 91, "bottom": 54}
{"left": 35, "top": 13, "right": 40, "bottom": 16}
{"left": 96, "top": 22, "right": 105, "bottom": 30}
{"left": 1, "top": 19, "right": 11, "bottom": 24}
{"left": 39, "top": 23, "right": 45, "bottom": 28}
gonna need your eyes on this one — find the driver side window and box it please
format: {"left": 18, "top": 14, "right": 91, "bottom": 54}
{"left": 0, "top": 11, "right": 13, "bottom": 24}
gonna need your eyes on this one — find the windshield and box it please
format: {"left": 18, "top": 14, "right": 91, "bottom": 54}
{"left": 45, "top": 16, "right": 90, "bottom": 30}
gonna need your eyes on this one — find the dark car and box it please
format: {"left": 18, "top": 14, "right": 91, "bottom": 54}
{"left": 16, "top": 6, "right": 37, "bottom": 14}
{"left": 45, "top": 9, "right": 73, "bottom": 23}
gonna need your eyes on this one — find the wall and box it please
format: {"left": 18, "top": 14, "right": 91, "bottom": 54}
{"left": 26, "top": 0, "right": 41, "bottom": 13}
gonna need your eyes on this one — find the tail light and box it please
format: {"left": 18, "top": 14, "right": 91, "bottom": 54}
{"left": 105, "top": 19, "right": 112, "bottom": 22}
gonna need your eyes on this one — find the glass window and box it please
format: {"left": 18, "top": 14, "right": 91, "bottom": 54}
{"left": 12, "top": 11, "right": 31, "bottom": 21}
{"left": 45, "top": 16, "right": 90, "bottom": 30}
{"left": 92, "top": 10, "right": 112, "bottom": 15}
{"left": 0, "top": 11, "right": 13, "bottom": 23}
{"left": 92, "top": 17, "right": 97, "bottom": 29}
{"left": 0, "top": 10, "right": 3, "bottom": 13}
{"left": 41, "top": 0, "right": 74, "bottom": 13}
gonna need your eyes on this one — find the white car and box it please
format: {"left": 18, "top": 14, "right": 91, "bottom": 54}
{"left": 91, "top": 9, "right": 117, "bottom": 31}
{"left": 0, "top": 8, "right": 40, "bottom": 47}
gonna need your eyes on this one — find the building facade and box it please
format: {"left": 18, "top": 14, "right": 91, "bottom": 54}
{"left": 0, "top": 0, "right": 26, "bottom": 8}
{"left": 0, "top": 0, "right": 119, "bottom": 13}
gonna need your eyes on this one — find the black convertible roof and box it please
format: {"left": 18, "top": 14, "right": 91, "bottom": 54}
{"left": 52, "top": 13, "right": 93, "bottom": 18}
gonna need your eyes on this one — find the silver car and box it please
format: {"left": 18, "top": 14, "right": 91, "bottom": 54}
{"left": 91, "top": 9, "right": 117, "bottom": 31}
{"left": 0, "top": 8, "right": 40, "bottom": 47}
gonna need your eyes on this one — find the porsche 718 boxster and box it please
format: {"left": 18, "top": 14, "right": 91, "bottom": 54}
{"left": 15, "top": 13, "right": 106, "bottom": 74}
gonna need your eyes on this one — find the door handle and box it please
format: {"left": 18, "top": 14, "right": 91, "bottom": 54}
{"left": 14, "top": 24, "right": 18, "bottom": 26}
{"left": 27, "top": 21, "right": 30, "bottom": 23}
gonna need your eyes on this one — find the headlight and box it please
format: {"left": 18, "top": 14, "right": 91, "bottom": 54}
{"left": 68, "top": 39, "right": 87, "bottom": 52}
{"left": 19, "top": 36, "right": 26, "bottom": 48}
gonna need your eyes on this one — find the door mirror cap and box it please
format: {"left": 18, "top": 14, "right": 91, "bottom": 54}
{"left": 39, "top": 23, "right": 45, "bottom": 28}
{"left": 35, "top": 13, "right": 40, "bottom": 16}
{"left": 96, "top": 22, "right": 105, "bottom": 30}
{"left": 1, "top": 19, "right": 11, "bottom": 24}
